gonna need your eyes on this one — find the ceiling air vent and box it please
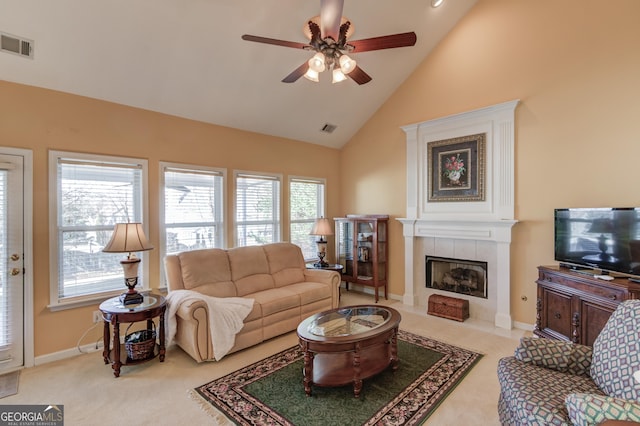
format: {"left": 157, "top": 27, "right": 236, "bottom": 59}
{"left": 320, "top": 123, "right": 337, "bottom": 134}
{"left": 1, "top": 32, "right": 34, "bottom": 59}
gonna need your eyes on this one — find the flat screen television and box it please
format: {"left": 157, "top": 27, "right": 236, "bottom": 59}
{"left": 554, "top": 207, "right": 640, "bottom": 278}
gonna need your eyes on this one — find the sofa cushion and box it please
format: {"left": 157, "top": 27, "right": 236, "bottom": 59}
{"left": 263, "top": 242, "right": 306, "bottom": 287}
{"left": 280, "top": 281, "right": 331, "bottom": 305}
{"left": 514, "top": 337, "right": 593, "bottom": 377}
{"left": 250, "top": 288, "right": 300, "bottom": 317}
{"left": 514, "top": 337, "right": 573, "bottom": 372}
{"left": 177, "top": 249, "right": 236, "bottom": 297}
{"left": 565, "top": 393, "right": 640, "bottom": 426}
{"left": 228, "top": 245, "right": 275, "bottom": 295}
{"left": 590, "top": 300, "right": 640, "bottom": 401}
{"left": 497, "top": 356, "right": 603, "bottom": 425}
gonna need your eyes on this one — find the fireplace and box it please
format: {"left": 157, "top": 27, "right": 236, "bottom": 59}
{"left": 398, "top": 100, "right": 519, "bottom": 329}
{"left": 426, "top": 256, "right": 488, "bottom": 299}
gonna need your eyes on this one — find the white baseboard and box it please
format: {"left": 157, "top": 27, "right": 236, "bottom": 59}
{"left": 512, "top": 320, "right": 535, "bottom": 332}
{"left": 34, "top": 342, "right": 103, "bottom": 366}
{"left": 341, "top": 284, "right": 402, "bottom": 302}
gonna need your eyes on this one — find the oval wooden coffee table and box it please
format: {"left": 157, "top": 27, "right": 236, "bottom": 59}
{"left": 296, "top": 305, "right": 401, "bottom": 398}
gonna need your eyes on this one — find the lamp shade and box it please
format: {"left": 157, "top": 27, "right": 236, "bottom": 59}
{"left": 102, "top": 223, "right": 154, "bottom": 254}
{"left": 339, "top": 54, "right": 356, "bottom": 74}
{"left": 303, "top": 68, "right": 320, "bottom": 82}
{"left": 308, "top": 52, "right": 326, "bottom": 72}
{"left": 310, "top": 217, "right": 333, "bottom": 236}
{"left": 332, "top": 68, "right": 347, "bottom": 83}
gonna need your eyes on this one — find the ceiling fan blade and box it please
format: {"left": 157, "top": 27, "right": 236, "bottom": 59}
{"left": 347, "top": 66, "right": 372, "bottom": 85}
{"left": 348, "top": 32, "right": 417, "bottom": 53}
{"left": 282, "top": 62, "right": 309, "bottom": 83}
{"left": 320, "top": 0, "right": 344, "bottom": 40}
{"left": 241, "top": 34, "right": 309, "bottom": 50}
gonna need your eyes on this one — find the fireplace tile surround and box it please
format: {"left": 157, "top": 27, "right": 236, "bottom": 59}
{"left": 398, "top": 100, "right": 519, "bottom": 329}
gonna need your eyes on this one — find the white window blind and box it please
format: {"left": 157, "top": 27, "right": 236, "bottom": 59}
{"left": 162, "top": 165, "right": 224, "bottom": 255}
{"left": 51, "top": 153, "right": 147, "bottom": 303}
{"left": 289, "top": 177, "right": 325, "bottom": 259}
{"left": 235, "top": 172, "right": 281, "bottom": 246}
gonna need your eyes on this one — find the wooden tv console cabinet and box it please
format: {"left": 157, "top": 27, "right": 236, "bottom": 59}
{"left": 534, "top": 265, "right": 640, "bottom": 346}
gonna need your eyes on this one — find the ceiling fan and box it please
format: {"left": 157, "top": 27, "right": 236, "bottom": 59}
{"left": 241, "top": 0, "right": 417, "bottom": 85}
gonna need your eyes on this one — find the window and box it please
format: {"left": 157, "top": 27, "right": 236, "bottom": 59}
{"left": 49, "top": 151, "right": 148, "bottom": 308}
{"left": 289, "top": 177, "right": 326, "bottom": 259}
{"left": 235, "top": 172, "right": 281, "bottom": 247}
{"left": 160, "top": 163, "right": 225, "bottom": 261}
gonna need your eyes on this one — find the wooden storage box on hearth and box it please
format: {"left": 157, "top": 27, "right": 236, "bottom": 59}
{"left": 427, "top": 294, "right": 469, "bottom": 322}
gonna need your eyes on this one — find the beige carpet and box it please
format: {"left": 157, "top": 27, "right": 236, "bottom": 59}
{"left": 1, "top": 291, "right": 526, "bottom": 425}
{"left": 0, "top": 370, "right": 19, "bottom": 399}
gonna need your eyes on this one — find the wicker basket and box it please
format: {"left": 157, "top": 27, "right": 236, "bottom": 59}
{"left": 124, "top": 322, "right": 156, "bottom": 361}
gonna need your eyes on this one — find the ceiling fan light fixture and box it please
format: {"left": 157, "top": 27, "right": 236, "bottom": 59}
{"left": 304, "top": 68, "right": 320, "bottom": 82}
{"left": 332, "top": 68, "right": 347, "bottom": 83}
{"left": 431, "top": 0, "right": 445, "bottom": 8}
{"left": 339, "top": 54, "right": 356, "bottom": 74}
{"left": 241, "top": 0, "right": 418, "bottom": 86}
{"left": 308, "top": 52, "right": 326, "bottom": 72}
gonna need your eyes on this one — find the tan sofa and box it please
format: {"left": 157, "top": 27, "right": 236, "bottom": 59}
{"left": 164, "top": 242, "right": 341, "bottom": 362}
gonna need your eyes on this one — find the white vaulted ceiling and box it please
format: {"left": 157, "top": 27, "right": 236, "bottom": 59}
{"left": 0, "top": 0, "right": 477, "bottom": 148}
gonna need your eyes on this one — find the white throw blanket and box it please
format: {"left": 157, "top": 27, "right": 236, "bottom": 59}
{"left": 165, "top": 290, "right": 254, "bottom": 361}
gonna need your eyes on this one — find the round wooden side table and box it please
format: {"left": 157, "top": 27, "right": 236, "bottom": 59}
{"left": 99, "top": 293, "right": 166, "bottom": 377}
{"left": 305, "top": 263, "right": 344, "bottom": 274}
{"left": 306, "top": 262, "right": 345, "bottom": 295}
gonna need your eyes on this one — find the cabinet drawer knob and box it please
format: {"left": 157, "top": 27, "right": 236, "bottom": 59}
{"left": 554, "top": 312, "right": 561, "bottom": 319}
{"left": 609, "top": 294, "right": 617, "bottom": 300}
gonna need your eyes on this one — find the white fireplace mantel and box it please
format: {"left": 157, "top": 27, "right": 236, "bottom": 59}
{"left": 398, "top": 100, "right": 519, "bottom": 329}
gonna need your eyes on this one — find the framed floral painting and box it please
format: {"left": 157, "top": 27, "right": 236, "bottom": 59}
{"left": 427, "top": 133, "right": 486, "bottom": 202}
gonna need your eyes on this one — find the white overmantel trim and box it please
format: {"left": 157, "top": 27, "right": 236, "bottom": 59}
{"left": 401, "top": 99, "right": 519, "bottom": 221}
{"left": 397, "top": 100, "right": 519, "bottom": 329}
{"left": 399, "top": 218, "right": 518, "bottom": 242}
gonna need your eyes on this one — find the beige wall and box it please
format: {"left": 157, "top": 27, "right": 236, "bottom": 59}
{"left": 5, "top": 0, "right": 640, "bottom": 359}
{"left": 341, "top": 0, "right": 640, "bottom": 324}
{"left": 0, "top": 81, "right": 341, "bottom": 356}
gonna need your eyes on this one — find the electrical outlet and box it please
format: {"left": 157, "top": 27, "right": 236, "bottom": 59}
{"left": 92, "top": 310, "right": 102, "bottom": 323}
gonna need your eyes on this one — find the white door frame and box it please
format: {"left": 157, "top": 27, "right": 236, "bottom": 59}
{"left": 0, "top": 147, "right": 34, "bottom": 369}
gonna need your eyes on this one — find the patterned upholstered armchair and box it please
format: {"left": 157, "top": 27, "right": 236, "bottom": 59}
{"left": 497, "top": 299, "right": 640, "bottom": 425}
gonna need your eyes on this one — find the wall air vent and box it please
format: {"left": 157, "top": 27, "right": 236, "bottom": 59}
{"left": 1, "top": 32, "right": 34, "bottom": 59}
{"left": 320, "top": 123, "right": 337, "bottom": 134}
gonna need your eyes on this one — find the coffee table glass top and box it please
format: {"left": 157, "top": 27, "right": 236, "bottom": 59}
{"left": 307, "top": 306, "right": 391, "bottom": 337}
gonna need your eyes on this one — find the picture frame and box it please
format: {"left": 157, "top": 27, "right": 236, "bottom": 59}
{"left": 427, "top": 133, "right": 486, "bottom": 202}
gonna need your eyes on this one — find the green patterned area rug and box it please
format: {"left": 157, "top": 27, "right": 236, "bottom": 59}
{"left": 191, "top": 330, "right": 482, "bottom": 425}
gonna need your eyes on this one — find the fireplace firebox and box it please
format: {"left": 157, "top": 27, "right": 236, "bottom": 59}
{"left": 426, "top": 256, "right": 488, "bottom": 299}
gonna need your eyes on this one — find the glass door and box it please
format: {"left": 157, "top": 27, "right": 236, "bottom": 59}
{"left": 335, "top": 220, "right": 354, "bottom": 278}
{"left": 0, "top": 154, "right": 24, "bottom": 371}
{"left": 356, "top": 220, "right": 375, "bottom": 281}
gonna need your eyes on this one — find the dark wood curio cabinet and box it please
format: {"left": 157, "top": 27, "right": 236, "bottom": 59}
{"left": 334, "top": 215, "right": 388, "bottom": 302}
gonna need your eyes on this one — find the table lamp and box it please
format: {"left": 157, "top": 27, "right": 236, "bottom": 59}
{"left": 310, "top": 217, "right": 333, "bottom": 267}
{"left": 102, "top": 223, "right": 154, "bottom": 305}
